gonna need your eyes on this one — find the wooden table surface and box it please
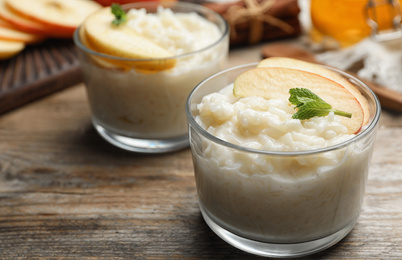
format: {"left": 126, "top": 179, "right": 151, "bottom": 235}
{"left": 0, "top": 44, "right": 402, "bottom": 260}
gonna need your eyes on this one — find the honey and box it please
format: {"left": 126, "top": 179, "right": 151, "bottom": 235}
{"left": 310, "top": 0, "right": 402, "bottom": 47}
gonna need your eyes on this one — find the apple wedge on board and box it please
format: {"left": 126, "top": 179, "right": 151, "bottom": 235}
{"left": 0, "top": 39, "right": 24, "bottom": 59}
{"left": 0, "top": 26, "right": 43, "bottom": 43}
{"left": 0, "top": 0, "right": 51, "bottom": 36}
{"left": 0, "top": 17, "right": 15, "bottom": 29}
{"left": 0, "top": 0, "right": 80, "bottom": 38}
{"left": 233, "top": 67, "right": 365, "bottom": 134}
{"left": 5, "top": 0, "right": 101, "bottom": 37}
{"left": 257, "top": 57, "right": 370, "bottom": 125}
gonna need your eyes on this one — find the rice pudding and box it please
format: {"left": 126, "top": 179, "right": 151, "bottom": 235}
{"left": 194, "top": 84, "right": 369, "bottom": 242}
{"left": 186, "top": 61, "right": 381, "bottom": 256}
{"left": 74, "top": 2, "right": 228, "bottom": 152}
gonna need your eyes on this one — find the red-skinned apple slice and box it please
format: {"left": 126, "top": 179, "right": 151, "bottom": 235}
{"left": 0, "top": 17, "right": 13, "bottom": 28}
{"left": 233, "top": 67, "right": 364, "bottom": 134}
{"left": 94, "top": 0, "right": 173, "bottom": 7}
{"left": 0, "top": 26, "right": 44, "bottom": 43}
{"left": 5, "top": 0, "right": 101, "bottom": 37}
{"left": 0, "top": 0, "right": 70, "bottom": 37}
{"left": 0, "top": 0, "right": 51, "bottom": 35}
{"left": 257, "top": 57, "right": 370, "bottom": 125}
{"left": 0, "top": 39, "right": 24, "bottom": 59}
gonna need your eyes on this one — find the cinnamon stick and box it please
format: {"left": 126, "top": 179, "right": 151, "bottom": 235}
{"left": 231, "top": 17, "right": 301, "bottom": 47}
{"left": 203, "top": 0, "right": 301, "bottom": 47}
{"left": 204, "top": 0, "right": 300, "bottom": 18}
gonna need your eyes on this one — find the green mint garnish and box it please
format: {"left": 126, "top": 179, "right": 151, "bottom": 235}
{"left": 289, "top": 88, "right": 352, "bottom": 120}
{"left": 111, "top": 3, "right": 127, "bottom": 25}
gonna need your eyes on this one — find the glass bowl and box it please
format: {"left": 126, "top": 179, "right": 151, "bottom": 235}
{"left": 186, "top": 63, "right": 381, "bottom": 257}
{"left": 74, "top": 1, "right": 229, "bottom": 153}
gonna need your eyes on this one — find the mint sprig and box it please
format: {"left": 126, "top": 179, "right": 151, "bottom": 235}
{"left": 289, "top": 88, "right": 352, "bottom": 120}
{"left": 111, "top": 3, "right": 127, "bottom": 25}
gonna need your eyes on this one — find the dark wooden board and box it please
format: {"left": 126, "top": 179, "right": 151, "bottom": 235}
{"left": 0, "top": 39, "right": 82, "bottom": 115}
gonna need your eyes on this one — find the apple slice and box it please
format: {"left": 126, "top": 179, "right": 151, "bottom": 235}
{"left": 80, "top": 25, "right": 161, "bottom": 73}
{"left": 233, "top": 67, "right": 364, "bottom": 134}
{"left": 0, "top": 26, "right": 43, "bottom": 43}
{"left": 0, "top": 0, "right": 54, "bottom": 36}
{"left": 5, "top": 0, "right": 101, "bottom": 37}
{"left": 94, "top": 0, "right": 173, "bottom": 7}
{"left": 83, "top": 7, "right": 176, "bottom": 71}
{"left": 0, "top": 39, "right": 24, "bottom": 59}
{"left": 0, "top": 17, "right": 13, "bottom": 28}
{"left": 257, "top": 57, "right": 370, "bottom": 125}
{"left": 78, "top": 26, "right": 131, "bottom": 71}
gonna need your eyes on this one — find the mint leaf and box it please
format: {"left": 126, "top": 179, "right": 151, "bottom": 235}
{"left": 289, "top": 88, "right": 352, "bottom": 120}
{"left": 289, "top": 88, "right": 326, "bottom": 107}
{"left": 292, "top": 100, "right": 332, "bottom": 119}
{"left": 111, "top": 3, "right": 127, "bottom": 25}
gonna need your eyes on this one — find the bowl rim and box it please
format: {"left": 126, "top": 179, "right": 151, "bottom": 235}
{"left": 73, "top": 1, "right": 229, "bottom": 62}
{"left": 185, "top": 62, "right": 382, "bottom": 157}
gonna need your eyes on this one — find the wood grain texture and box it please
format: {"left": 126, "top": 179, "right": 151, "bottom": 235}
{"left": 0, "top": 45, "right": 401, "bottom": 259}
{"left": 0, "top": 39, "right": 82, "bottom": 115}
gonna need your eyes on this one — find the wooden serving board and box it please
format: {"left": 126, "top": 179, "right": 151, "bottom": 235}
{"left": 0, "top": 39, "right": 83, "bottom": 115}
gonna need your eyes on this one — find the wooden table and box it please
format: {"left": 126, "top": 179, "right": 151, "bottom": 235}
{"left": 1, "top": 45, "right": 402, "bottom": 259}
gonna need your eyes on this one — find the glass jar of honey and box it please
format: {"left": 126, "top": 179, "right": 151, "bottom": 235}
{"left": 310, "top": 0, "right": 402, "bottom": 47}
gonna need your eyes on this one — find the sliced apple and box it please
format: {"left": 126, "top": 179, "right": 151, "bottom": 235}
{"left": 233, "top": 67, "right": 364, "bottom": 134}
{"left": 0, "top": 39, "right": 24, "bottom": 59}
{"left": 0, "top": 26, "right": 43, "bottom": 43}
{"left": 0, "top": 0, "right": 53, "bottom": 36}
{"left": 83, "top": 7, "right": 176, "bottom": 71}
{"left": 78, "top": 26, "right": 131, "bottom": 71}
{"left": 5, "top": 0, "right": 102, "bottom": 37}
{"left": 80, "top": 26, "right": 160, "bottom": 74}
{"left": 94, "top": 0, "right": 172, "bottom": 7}
{"left": 0, "top": 17, "right": 13, "bottom": 28}
{"left": 257, "top": 57, "right": 370, "bottom": 125}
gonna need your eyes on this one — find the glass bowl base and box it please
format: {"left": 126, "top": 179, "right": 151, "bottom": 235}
{"left": 200, "top": 206, "right": 356, "bottom": 258}
{"left": 93, "top": 121, "right": 189, "bottom": 153}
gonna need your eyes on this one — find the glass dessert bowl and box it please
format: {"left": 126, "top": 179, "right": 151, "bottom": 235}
{"left": 74, "top": 1, "right": 228, "bottom": 153}
{"left": 186, "top": 59, "right": 381, "bottom": 257}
